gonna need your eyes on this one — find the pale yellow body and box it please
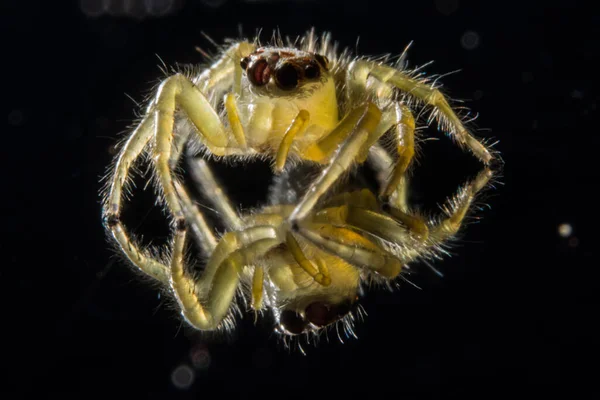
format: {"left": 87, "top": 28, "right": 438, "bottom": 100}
{"left": 237, "top": 77, "right": 339, "bottom": 153}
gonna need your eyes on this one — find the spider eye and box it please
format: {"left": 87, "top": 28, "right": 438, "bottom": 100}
{"left": 274, "top": 63, "right": 300, "bottom": 91}
{"left": 304, "top": 62, "right": 320, "bottom": 79}
{"left": 314, "top": 54, "right": 329, "bottom": 70}
{"left": 279, "top": 310, "right": 307, "bottom": 335}
{"left": 248, "top": 59, "right": 271, "bottom": 86}
{"left": 240, "top": 56, "right": 250, "bottom": 70}
{"left": 305, "top": 301, "right": 341, "bottom": 327}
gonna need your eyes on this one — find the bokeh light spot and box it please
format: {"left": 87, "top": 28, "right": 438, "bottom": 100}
{"left": 558, "top": 223, "right": 573, "bottom": 238}
{"left": 461, "top": 31, "right": 480, "bottom": 50}
{"left": 171, "top": 364, "right": 195, "bottom": 389}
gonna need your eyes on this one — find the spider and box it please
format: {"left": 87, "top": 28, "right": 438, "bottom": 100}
{"left": 102, "top": 29, "right": 500, "bottom": 341}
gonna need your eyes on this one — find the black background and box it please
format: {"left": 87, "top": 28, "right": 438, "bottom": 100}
{"left": 3, "top": 0, "right": 598, "bottom": 396}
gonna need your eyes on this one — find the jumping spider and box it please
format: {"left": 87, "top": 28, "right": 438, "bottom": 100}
{"left": 102, "top": 29, "right": 500, "bottom": 343}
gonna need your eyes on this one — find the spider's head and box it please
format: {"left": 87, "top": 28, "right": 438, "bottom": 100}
{"left": 240, "top": 47, "right": 330, "bottom": 95}
{"left": 275, "top": 287, "right": 363, "bottom": 336}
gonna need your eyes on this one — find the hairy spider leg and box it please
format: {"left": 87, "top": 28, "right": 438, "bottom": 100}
{"left": 186, "top": 158, "right": 243, "bottom": 230}
{"left": 109, "top": 222, "right": 171, "bottom": 284}
{"left": 241, "top": 210, "right": 337, "bottom": 289}
{"left": 241, "top": 205, "right": 393, "bottom": 285}
{"left": 153, "top": 42, "right": 258, "bottom": 222}
{"left": 174, "top": 181, "right": 217, "bottom": 254}
{"left": 427, "top": 167, "right": 493, "bottom": 243}
{"left": 349, "top": 60, "right": 495, "bottom": 165}
{"left": 382, "top": 167, "right": 494, "bottom": 264}
{"left": 288, "top": 98, "right": 426, "bottom": 228}
{"left": 194, "top": 42, "right": 253, "bottom": 96}
{"left": 296, "top": 166, "right": 492, "bottom": 280}
{"left": 170, "top": 225, "right": 280, "bottom": 330}
{"left": 154, "top": 73, "right": 230, "bottom": 221}
{"left": 103, "top": 87, "right": 225, "bottom": 281}
{"left": 178, "top": 156, "right": 275, "bottom": 312}
{"left": 289, "top": 102, "right": 383, "bottom": 223}
{"left": 305, "top": 189, "right": 418, "bottom": 277}
{"left": 102, "top": 111, "right": 171, "bottom": 283}
{"left": 103, "top": 43, "right": 253, "bottom": 282}
{"left": 177, "top": 157, "right": 274, "bottom": 313}
{"left": 366, "top": 122, "right": 495, "bottom": 252}
{"left": 297, "top": 223, "right": 403, "bottom": 278}
{"left": 369, "top": 103, "right": 430, "bottom": 240}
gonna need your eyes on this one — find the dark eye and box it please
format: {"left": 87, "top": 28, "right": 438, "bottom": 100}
{"left": 314, "top": 54, "right": 329, "bottom": 70}
{"left": 275, "top": 64, "right": 300, "bottom": 91}
{"left": 240, "top": 57, "right": 249, "bottom": 70}
{"left": 305, "top": 301, "right": 338, "bottom": 327}
{"left": 304, "top": 62, "right": 320, "bottom": 79}
{"left": 279, "top": 310, "right": 307, "bottom": 335}
{"left": 248, "top": 59, "right": 270, "bottom": 86}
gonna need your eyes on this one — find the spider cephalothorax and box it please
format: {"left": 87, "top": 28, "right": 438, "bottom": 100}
{"left": 102, "top": 29, "right": 500, "bottom": 346}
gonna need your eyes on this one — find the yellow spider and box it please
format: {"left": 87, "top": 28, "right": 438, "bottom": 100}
{"left": 102, "top": 29, "right": 499, "bottom": 342}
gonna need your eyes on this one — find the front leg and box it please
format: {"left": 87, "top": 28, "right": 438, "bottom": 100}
{"left": 154, "top": 73, "right": 230, "bottom": 221}
{"left": 290, "top": 102, "right": 382, "bottom": 223}
{"left": 170, "top": 225, "right": 281, "bottom": 331}
{"left": 349, "top": 60, "right": 497, "bottom": 165}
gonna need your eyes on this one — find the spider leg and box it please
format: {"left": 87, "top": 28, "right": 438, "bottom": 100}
{"left": 187, "top": 157, "right": 243, "bottom": 230}
{"left": 365, "top": 105, "right": 430, "bottom": 239}
{"left": 106, "top": 73, "right": 237, "bottom": 276}
{"left": 427, "top": 167, "right": 493, "bottom": 245}
{"left": 314, "top": 204, "right": 416, "bottom": 245}
{"left": 154, "top": 73, "right": 232, "bottom": 222}
{"left": 378, "top": 104, "right": 416, "bottom": 198}
{"left": 240, "top": 208, "right": 334, "bottom": 287}
{"left": 290, "top": 103, "right": 382, "bottom": 223}
{"left": 102, "top": 111, "right": 171, "bottom": 283}
{"left": 174, "top": 181, "right": 217, "bottom": 255}
{"left": 105, "top": 111, "right": 155, "bottom": 217}
{"left": 194, "top": 41, "right": 254, "bottom": 96}
{"left": 292, "top": 102, "right": 427, "bottom": 242}
{"left": 102, "top": 43, "right": 255, "bottom": 287}
{"left": 301, "top": 103, "right": 385, "bottom": 164}
{"left": 170, "top": 225, "right": 281, "bottom": 330}
{"left": 344, "top": 168, "right": 493, "bottom": 265}
{"left": 367, "top": 144, "right": 400, "bottom": 201}
{"left": 349, "top": 60, "right": 496, "bottom": 165}
{"left": 311, "top": 197, "right": 426, "bottom": 264}
{"left": 366, "top": 109, "right": 494, "bottom": 249}
{"left": 195, "top": 42, "right": 255, "bottom": 148}
{"left": 296, "top": 222, "right": 402, "bottom": 278}
{"left": 109, "top": 223, "right": 170, "bottom": 284}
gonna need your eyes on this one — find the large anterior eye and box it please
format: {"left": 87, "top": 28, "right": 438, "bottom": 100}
{"left": 248, "top": 59, "right": 270, "bottom": 86}
{"left": 274, "top": 64, "right": 300, "bottom": 91}
{"left": 305, "top": 301, "right": 340, "bottom": 327}
{"left": 279, "top": 310, "right": 307, "bottom": 335}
